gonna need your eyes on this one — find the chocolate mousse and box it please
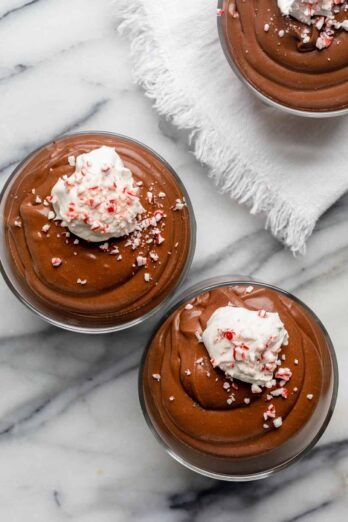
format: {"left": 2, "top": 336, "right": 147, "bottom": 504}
{"left": 218, "top": 1, "right": 348, "bottom": 112}
{"left": 141, "top": 283, "right": 337, "bottom": 477}
{"left": 1, "top": 133, "right": 194, "bottom": 330}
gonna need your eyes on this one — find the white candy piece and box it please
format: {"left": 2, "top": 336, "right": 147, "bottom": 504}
{"left": 202, "top": 306, "right": 289, "bottom": 386}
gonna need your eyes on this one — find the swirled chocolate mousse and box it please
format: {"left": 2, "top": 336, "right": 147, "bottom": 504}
{"left": 219, "top": 1, "right": 348, "bottom": 112}
{"left": 2, "top": 134, "right": 193, "bottom": 329}
{"left": 142, "top": 284, "right": 336, "bottom": 476}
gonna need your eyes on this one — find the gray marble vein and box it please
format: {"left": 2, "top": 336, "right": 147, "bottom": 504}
{"left": 0, "top": 1, "right": 347, "bottom": 521}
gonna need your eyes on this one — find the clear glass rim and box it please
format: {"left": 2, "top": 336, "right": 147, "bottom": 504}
{"left": 138, "top": 275, "right": 339, "bottom": 481}
{"left": 0, "top": 131, "right": 197, "bottom": 334}
{"left": 217, "top": 0, "right": 348, "bottom": 119}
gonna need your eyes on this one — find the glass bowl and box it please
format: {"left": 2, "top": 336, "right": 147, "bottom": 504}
{"left": 139, "top": 276, "right": 338, "bottom": 481}
{"left": 0, "top": 132, "right": 196, "bottom": 334}
{"left": 217, "top": 0, "right": 348, "bottom": 118}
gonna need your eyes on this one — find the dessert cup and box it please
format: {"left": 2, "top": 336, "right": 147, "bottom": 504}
{"left": 0, "top": 132, "right": 196, "bottom": 333}
{"left": 217, "top": 0, "right": 348, "bottom": 118}
{"left": 139, "top": 276, "right": 338, "bottom": 481}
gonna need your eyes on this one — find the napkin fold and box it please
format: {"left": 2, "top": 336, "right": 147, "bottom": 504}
{"left": 118, "top": 0, "right": 348, "bottom": 253}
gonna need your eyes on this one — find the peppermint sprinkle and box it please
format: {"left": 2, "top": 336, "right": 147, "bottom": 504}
{"left": 51, "top": 257, "right": 62, "bottom": 267}
{"left": 68, "top": 156, "right": 76, "bottom": 166}
{"left": 195, "top": 331, "right": 203, "bottom": 343}
{"left": 149, "top": 251, "right": 159, "bottom": 262}
{"left": 251, "top": 384, "right": 263, "bottom": 394}
{"left": 41, "top": 224, "right": 50, "bottom": 233}
{"left": 77, "top": 278, "right": 87, "bottom": 285}
{"left": 264, "top": 23, "right": 270, "bottom": 32}
{"left": 273, "top": 417, "right": 283, "bottom": 429}
{"left": 137, "top": 256, "right": 147, "bottom": 267}
{"left": 258, "top": 310, "right": 267, "bottom": 318}
{"left": 172, "top": 199, "right": 186, "bottom": 211}
{"left": 195, "top": 357, "right": 204, "bottom": 365}
{"left": 152, "top": 374, "right": 161, "bottom": 382}
{"left": 14, "top": 219, "right": 22, "bottom": 228}
{"left": 307, "top": 394, "right": 314, "bottom": 400}
{"left": 263, "top": 404, "right": 276, "bottom": 420}
{"left": 144, "top": 273, "right": 151, "bottom": 282}
{"left": 185, "top": 303, "right": 193, "bottom": 310}
{"left": 278, "top": 29, "right": 285, "bottom": 38}
{"left": 275, "top": 368, "right": 292, "bottom": 382}
{"left": 99, "top": 242, "right": 109, "bottom": 251}
{"left": 169, "top": 396, "right": 175, "bottom": 402}
{"left": 48, "top": 211, "right": 55, "bottom": 220}
{"left": 263, "top": 424, "right": 270, "bottom": 429}
{"left": 184, "top": 369, "right": 192, "bottom": 376}
{"left": 217, "top": 8, "right": 224, "bottom": 16}
{"left": 245, "top": 286, "right": 254, "bottom": 294}
{"left": 244, "top": 398, "right": 251, "bottom": 405}
{"left": 147, "top": 191, "right": 153, "bottom": 204}
{"left": 158, "top": 192, "right": 166, "bottom": 198}
{"left": 34, "top": 195, "right": 42, "bottom": 204}
{"left": 223, "top": 382, "right": 231, "bottom": 390}
{"left": 294, "top": 359, "right": 299, "bottom": 365}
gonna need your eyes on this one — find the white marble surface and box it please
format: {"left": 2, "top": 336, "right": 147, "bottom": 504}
{"left": 0, "top": 1, "right": 348, "bottom": 520}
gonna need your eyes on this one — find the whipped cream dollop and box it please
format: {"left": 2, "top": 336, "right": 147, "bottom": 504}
{"left": 51, "top": 146, "right": 145, "bottom": 242}
{"left": 202, "top": 306, "right": 289, "bottom": 386}
{"left": 277, "top": 0, "right": 333, "bottom": 24}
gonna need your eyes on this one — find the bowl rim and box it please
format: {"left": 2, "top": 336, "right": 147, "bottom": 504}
{"left": 0, "top": 131, "right": 197, "bottom": 334}
{"left": 217, "top": 0, "right": 348, "bottom": 118}
{"left": 138, "top": 275, "right": 339, "bottom": 481}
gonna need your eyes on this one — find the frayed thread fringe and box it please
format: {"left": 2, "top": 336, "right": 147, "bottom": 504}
{"left": 117, "top": 0, "right": 313, "bottom": 254}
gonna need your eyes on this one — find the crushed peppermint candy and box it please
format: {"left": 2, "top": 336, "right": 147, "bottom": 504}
{"left": 245, "top": 285, "right": 254, "bottom": 294}
{"left": 263, "top": 404, "right": 276, "bottom": 420}
{"left": 68, "top": 155, "right": 76, "bottom": 166}
{"left": 169, "top": 396, "right": 175, "bottom": 402}
{"left": 307, "top": 394, "right": 314, "bottom": 400}
{"left": 251, "top": 384, "right": 263, "bottom": 394}
{"left": 152, "top": 374, "right": 161, "bottom": 382}
{"left": 172, "top": 198, "right": 186, "bottom": 211}
{"left": 51, "top": 257, "right": 62, "bottom": 267}
{"left": 271, "top": 387, "right": 289, "bottom": 399}
{"left": 184, "top": 369, "right": 192, "bottom": 376}
{"left": 41, "top": 224, "right": 50, "bottom": 233}
{"left": 223, "top": 382, "right": 231, "bottom": 390}
{"left": 14, "top": 219, "right": 22, "bottom": 228}
{"left": 195, "top": 331, "right": 203, "bottom": 343}
{"left": 244, "top": 398, "right": 251, "bottom": 405}
{"left": 137, "top": 256, "right": 147, "bottom": 267}
{"left": 273, "top": 417, "right": 283, "bottom": 429}
{"left": 77, "top": 278, "right": 87, "bottom": 285}
{"left": 275, "top": 367, "right": 292, "bottom": 382}
{"left": 48, "top": 211, "right": 55, "bottom": 220}
{"left": 144, "top": 273, "right": 151, "bottom": 282}
{"left": 185, "top": 303, "right": 193, "bottom": 310}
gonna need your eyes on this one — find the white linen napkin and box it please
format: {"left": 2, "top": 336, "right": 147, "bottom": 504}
{"left": 117, "top": 0, "right": 348, "bottom": 253}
